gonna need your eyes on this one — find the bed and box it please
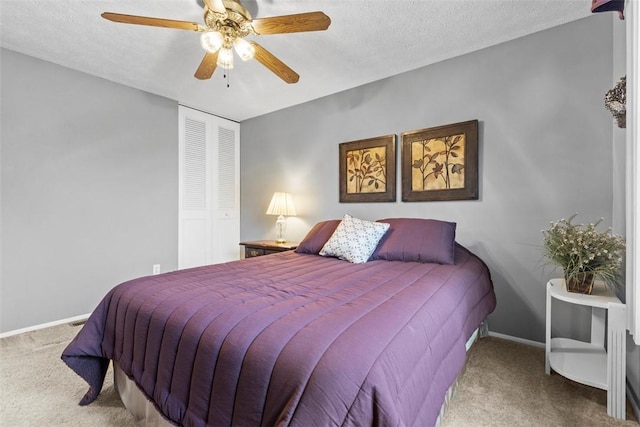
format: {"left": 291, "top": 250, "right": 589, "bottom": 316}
{"left": 62, "top": 217, "right": 496, "bottom": 426}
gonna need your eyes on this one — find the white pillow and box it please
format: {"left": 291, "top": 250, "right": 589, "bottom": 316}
{"left": 319, "top": 214, "right": 390, "bottom": 263}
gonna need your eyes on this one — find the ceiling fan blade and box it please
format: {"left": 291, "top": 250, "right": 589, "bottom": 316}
{"left": 250, "top": 42, "right": 299, "bottom": 84}
{"left": 101, "top": 12, "right": 204, "bottom": 32}
{"left": 195, "top": 52, "right": 219, "bottom": 80}
{"left": 203, "top": 0, "right": 227, "bottom": 18}
{"left": 251, "top": 12, "right": 330, "bottom": 35}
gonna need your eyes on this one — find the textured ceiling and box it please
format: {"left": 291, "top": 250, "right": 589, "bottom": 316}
{"left": 1, "top": 0, "right": 591, "bottom": 121}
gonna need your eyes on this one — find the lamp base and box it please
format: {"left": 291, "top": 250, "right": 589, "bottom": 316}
{"left": 275, "top": 215, "right": 286, "bottom": 244}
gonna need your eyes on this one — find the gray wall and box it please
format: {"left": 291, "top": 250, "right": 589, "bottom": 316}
{"left": 1, "top": 48, "right": 179, "bottom": 333}
{"left": 240, "top": 15, "right": 614, "bottom": 343}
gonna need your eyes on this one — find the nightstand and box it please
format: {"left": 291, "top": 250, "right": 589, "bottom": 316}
{"left": 545, "top": 278, "right": 626, "bottom": 419}
{"left": 240, "top": 240, "right": 299, "bottom": 258}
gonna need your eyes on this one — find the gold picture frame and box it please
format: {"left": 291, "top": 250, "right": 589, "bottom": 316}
{"left": 339, "top": 135, "right": 396, "bottom": 203}
{"left": 401, "top": 120, "right": 478, "bottom": 202}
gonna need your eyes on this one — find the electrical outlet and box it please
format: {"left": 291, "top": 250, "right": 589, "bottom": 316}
{"left": 152, "top": 264, "right": 161, "bottom": 275}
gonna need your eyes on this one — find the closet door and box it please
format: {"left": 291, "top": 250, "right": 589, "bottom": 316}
{"left": 178, "top": 106, "right": 239, "bottom": 269}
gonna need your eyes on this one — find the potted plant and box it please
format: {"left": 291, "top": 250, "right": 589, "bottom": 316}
{"left": 542, "top": 214, "right": 625, "bottom": 294}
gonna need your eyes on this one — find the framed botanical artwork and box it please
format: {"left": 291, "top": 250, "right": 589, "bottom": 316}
{"left": 339, "top": 134, "right": 396, "bottom": 203}
{"left": 401, "top": 120, "right": 478, "bottom": 202}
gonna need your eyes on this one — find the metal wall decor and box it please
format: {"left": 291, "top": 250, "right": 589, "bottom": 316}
{"left": 605, "top": 75, "right": 626, "bottom": 129}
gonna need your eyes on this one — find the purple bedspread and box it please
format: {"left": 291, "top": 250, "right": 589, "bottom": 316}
{"left": 62, "top": 244, "right": 495, "bottom": 426}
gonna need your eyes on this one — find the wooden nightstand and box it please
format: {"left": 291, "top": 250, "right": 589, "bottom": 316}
{"left": 240, "top": 240, "right": 299, "bottom": 258}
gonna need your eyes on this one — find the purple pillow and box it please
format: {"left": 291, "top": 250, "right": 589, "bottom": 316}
{"left": 370, "top": 218, "right": 457, "bottom": 264}
{"left": 295, "top": 220, "right": 341, "bottom": 254}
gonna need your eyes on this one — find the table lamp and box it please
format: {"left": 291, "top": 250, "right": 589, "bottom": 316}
{"left": 266, "top": 192, "right": 296, "bottom": 243}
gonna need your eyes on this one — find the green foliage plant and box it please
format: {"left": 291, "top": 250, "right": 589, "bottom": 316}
{"left": 542, "top": 214, "right": 625, "bottom": 285}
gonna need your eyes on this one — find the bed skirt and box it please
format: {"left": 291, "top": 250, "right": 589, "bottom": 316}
{"left": 114, "top": 363, "right": 174, "bottom": 427}
{"left": 114, "top": 326, "right": 484, "bottom": 427}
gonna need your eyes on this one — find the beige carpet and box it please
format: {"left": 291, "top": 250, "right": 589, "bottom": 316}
{"left": 0, "top": 323, "right": 637, "bottom": 426}
{"left": 0, "top": 323, "right": 136, "bottom": 426}
{"left": 441, "top": 337, "right": 637, "bottom": 427}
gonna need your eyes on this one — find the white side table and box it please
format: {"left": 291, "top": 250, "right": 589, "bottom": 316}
{"left": 545, "top": 278, "right": 626, "bottom": 419}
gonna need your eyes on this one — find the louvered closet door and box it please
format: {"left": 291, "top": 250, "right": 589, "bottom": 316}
{"left": 178, "top": 106, "right": 240, "bottom": 269}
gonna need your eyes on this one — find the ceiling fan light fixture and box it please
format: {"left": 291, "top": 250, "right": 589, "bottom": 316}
{"left": 233, "top": 37, "right": 255, "bottom": 61}
{"left": 217, "top": 47, "right": 234, "bottom": 69}
{"left": 200, "top": 31, "right": 223, "bottom": 53}
{"left": 101, "top": 3, "right": 331, "bottom": 83}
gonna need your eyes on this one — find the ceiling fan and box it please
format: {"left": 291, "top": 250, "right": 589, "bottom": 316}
{"left": 102, "top": 0, "right": 331, "bottom": 84}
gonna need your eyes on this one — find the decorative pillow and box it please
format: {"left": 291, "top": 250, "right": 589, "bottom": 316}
{"left": 319, "top": 214, "right": 390, "bottom": 263}
{"left": 370, "top": 218, "right": 457, "bottom": 265}
{"left": 295, "top": 220, "right": 341, "bottom": 254}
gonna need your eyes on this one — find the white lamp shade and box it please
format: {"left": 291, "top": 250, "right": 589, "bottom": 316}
{"left": 233, "top": 37, "right": 255, "bottom": 61}
{"left": 200, "top": 31, "right": 223, "bottom": 53}
{"left": 216, "top": 47, "right": 234, "bottom": 69}
{"left": 266, "top": 192, "right": 296, "bottom": 216}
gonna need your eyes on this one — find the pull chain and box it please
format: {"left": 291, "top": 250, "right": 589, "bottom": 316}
{"left": 223, "top": 70, "right": 230, "bottom": 88}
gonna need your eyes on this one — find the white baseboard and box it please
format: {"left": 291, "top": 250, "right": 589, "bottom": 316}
{"left": 0, "top": 313, "right": 90, "bottom": 339}
{"left": 487, "top": 331, "right": 546, "bottom": 348}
